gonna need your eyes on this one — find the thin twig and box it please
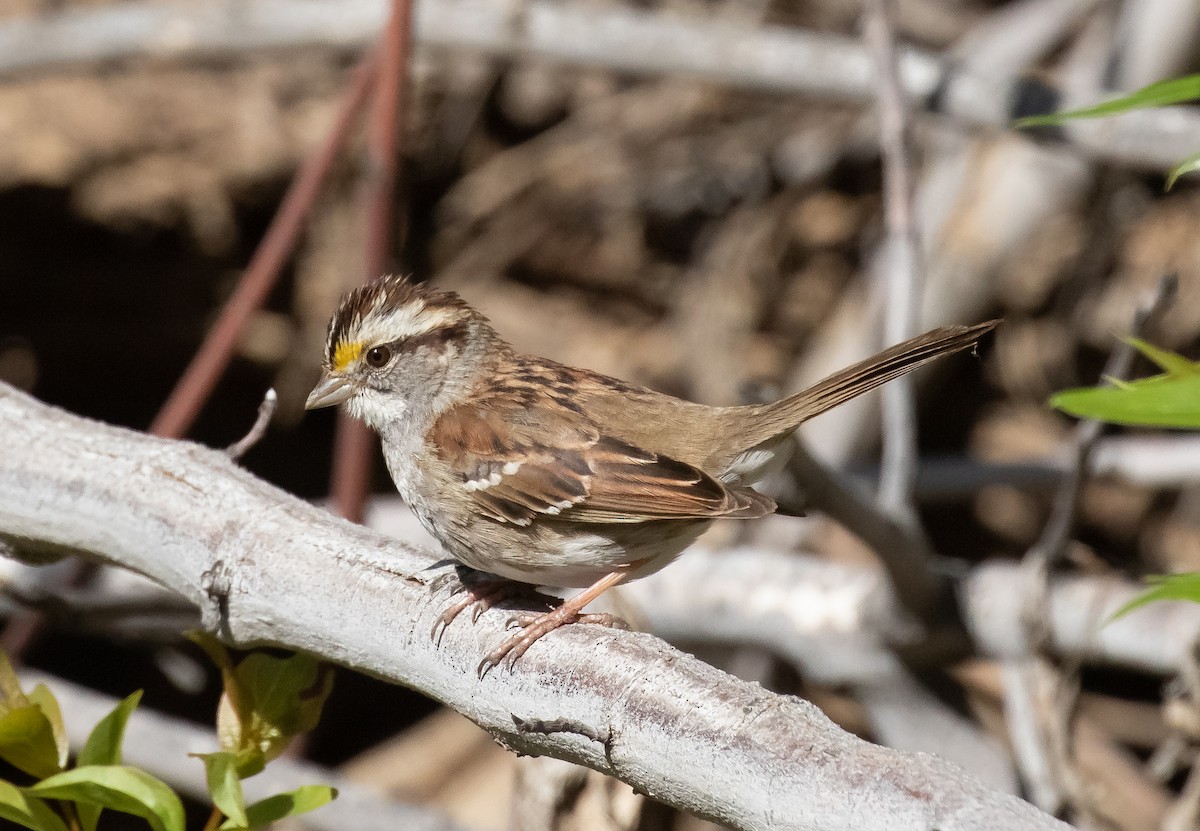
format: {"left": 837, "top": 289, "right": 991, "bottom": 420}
{"left": 150, "top": 49, "right": 380, "bottom": 440}
{"left": 863, "top": 0, "right": 923, "bottom": 517}
{"left": 783, "top": 442, "right": 942, "bottom": 616}
{"left": 330, "top": 0, "right": 413, "bottom": 524}
{"left": 1008, "top": 273, "right": 1177, "bottom": 816}
{"left": 201, "top": 807, "right": 223, "bottom": 831}
{"left": 1025, "top": 272, "right": 1177, "bottom": 616}
{"left": 225, "top": 389, "right": 277, "bottom": 461}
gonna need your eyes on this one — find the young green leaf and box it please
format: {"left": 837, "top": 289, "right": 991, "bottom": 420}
{"left": 29, "top": 765, "right": 185, "bottom": 831}
{"left": 1167, "top": 150, "right": 1200, "bottom": 190}
{"left": 0, "top": 651, "right": 29, "bottom": 715}
{"left": 1016, "top": 74, "right": 1200, "bottom": 127}
{"left": 196, "top": 752, "right": 247, "bottom": 828}
{"left": 0, "top": 706, "right": 65, "bottom": 779}
{"left": 26, "top": 687, "right": 68, "bottom": 771}
{"left": 1126, "top": 338, "right": 1200, "bottom": 376}
{"left": 77, "top": 690, "right": 143, "bottom": 831}
{"left": 233, "top": 654, "right": 333, "bottom": 762}
{"left": 1051, "top": 374, "right": 1200, "bottom": 427}
{"left": 1110, "top": 573, "right": 1200, "bottom": 620}
{"left": 231, "top": 749, "right": 265, "bottom": 780}
{"left": 0, "top": 779, "right": 69, "bottom": 831}
{"left": 222, "top": 785, "right": 337, "bottom": 831}
{"left": 80, "top": 690, "right": 142, "bottom": 766}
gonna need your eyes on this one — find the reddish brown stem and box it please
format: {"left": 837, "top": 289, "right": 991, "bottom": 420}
{"left": 330, "top": 412, "right": 376, "bottom": 524}
{"left": 149, "top": 50, "right": 380, "bottom": 440}
{"left": 330, "top": 0, "right": 414, "bottom": 523}
{"left": 363, "top": 0, "right": 413, "bottom": 270}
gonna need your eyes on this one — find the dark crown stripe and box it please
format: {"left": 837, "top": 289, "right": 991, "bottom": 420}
{"left": 325, "top": 275, "right": 475, "bottom": 365}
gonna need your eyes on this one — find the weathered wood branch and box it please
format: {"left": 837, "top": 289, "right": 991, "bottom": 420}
{"left": 0, "top": 383, "right": 1066, "bottom": 830}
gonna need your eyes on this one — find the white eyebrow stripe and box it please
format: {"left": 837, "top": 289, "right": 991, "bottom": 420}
{"left": 353, "top": 302, "right": 462, "bottom": 346}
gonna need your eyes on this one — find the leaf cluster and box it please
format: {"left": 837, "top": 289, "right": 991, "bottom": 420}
{"left": 0, "top": 636, "right": 335, "bottom": 831}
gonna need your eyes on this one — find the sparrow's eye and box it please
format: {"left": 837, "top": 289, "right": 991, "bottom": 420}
{"left": 365, "top": 345, "right": 392, "bottom": 368}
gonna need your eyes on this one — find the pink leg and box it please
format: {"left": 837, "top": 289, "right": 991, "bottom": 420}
{"left": 478, "top": 571, "right": 631, "bottom": 677}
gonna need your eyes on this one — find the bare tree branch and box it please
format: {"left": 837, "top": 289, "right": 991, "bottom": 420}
{"left": 226, "top": 388, "right": 277, "bottom": 461}
{"left": 2, "top": 0, "right": 1199, "bottom": 171}
{"left": 0, "top": 383, "right": 1067, "bottom": 831}
{"left": 863, "top": 0, "right": 923, "bottom": 516}
{"left": 782, "top": 443, "right": 941, "bottom": 618}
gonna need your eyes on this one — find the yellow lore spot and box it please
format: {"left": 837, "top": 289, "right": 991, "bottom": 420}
{"left": 333, "top": 341, "right": 364, "bottom": 372}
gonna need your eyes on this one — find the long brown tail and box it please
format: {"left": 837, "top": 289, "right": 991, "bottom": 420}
{"left": 734, "top": 319, "right": 999, "bottom": 451}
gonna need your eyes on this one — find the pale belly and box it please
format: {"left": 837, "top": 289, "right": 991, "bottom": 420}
{"left": 419, "top": 503, "right": 710, "bottom": 588}
{"left": 381, "top": 424, "right": 712, "bottom": 588}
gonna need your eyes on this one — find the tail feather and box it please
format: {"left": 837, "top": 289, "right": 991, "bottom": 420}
{"left": 733, "top": 319, "right": 999, "bottom": 452}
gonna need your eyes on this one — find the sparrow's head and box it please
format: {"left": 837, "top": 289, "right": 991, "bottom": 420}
{"left": 305, "top": 275, "right": 496, "bottom": 427}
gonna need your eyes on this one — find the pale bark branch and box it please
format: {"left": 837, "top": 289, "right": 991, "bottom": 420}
{"left": 627, "top": 548, "right": 1200, "bottom": 681}
{"left": 0, "top": 383, "right": 1067, "bottom": 831}
{"left": 1, "top": 0, "right": 1198, "bottom": 171}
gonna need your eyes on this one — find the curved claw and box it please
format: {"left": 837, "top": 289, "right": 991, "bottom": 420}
{"left": 476, "top": 609, "right": 630, "bottom": 679}
{"left": 431, "top": 576, "right": 522, "bottom": 646}
{"left": 430, "top": 592, "right": 474, "bottom": 644}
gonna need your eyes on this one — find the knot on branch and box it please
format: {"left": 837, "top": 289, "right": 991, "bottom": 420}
{"left": 200, "top": 558, "right": 234, "bottom": 639}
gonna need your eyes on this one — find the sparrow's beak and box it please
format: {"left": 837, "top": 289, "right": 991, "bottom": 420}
{"left": 305, "top": 372, "right": 357, "bottom": 410}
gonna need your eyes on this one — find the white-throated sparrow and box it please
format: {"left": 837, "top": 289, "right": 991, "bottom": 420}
{"left": 306, "top": 275, "right": 996, "bottom": 672}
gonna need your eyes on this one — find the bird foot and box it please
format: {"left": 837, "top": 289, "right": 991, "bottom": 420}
{"left": 430, "top": 572, "right": 512, "bottom": 645}
{"left": 429, "top": 567, "right": 554, "bottom": 645}
{"left": 478, "top": 607, "right": 629, "bottom": 678}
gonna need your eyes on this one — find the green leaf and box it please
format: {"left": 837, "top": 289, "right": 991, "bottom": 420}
{"left": 231, "top": 749, "right": 265, "bottom": 780}
{"left": 77, "top": 691, "right": 142, "bottom": 831}
{"left": 29, "top": 766, "right": 185, "bottom": 831}
{"left": 0, "top": 706, "right": 65, "bottom": 779}
{"left": 233, "top": 654, "right": 333, "bottom": 763}
{"left": 196, "top": 752, "right": 247, "bottom": 828}
{"left": 0, "top": 779, "right": 69, "bottom": 831}
{"left": 222, "top": 785, "right": 337, "bottom": 831}
{"left": 1166, "top": 149, "right": 1200, "bottom": 190}
{"left": 188, "top": 635, "right": 333, "bottom": 763}
{"left": 25, "top": 687, "right": 67, "bottom": 771}
{"left": 1051, "top": 373, "right": 1200, "bottom": 427}
{"left": 80, "top": 690, "right": 141, "bottom": 767}
{"left": 0, "top": 651, "right": 29, "bottom": 715}
{"left": 1110, "top": 573, "right": 1200, "bottom": 620}
{"left": 1126, "top": 338, "right": 1200, "bottom": 376}
{"left": 1016, "top": 74, "right": 1200, "bottom": 127}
